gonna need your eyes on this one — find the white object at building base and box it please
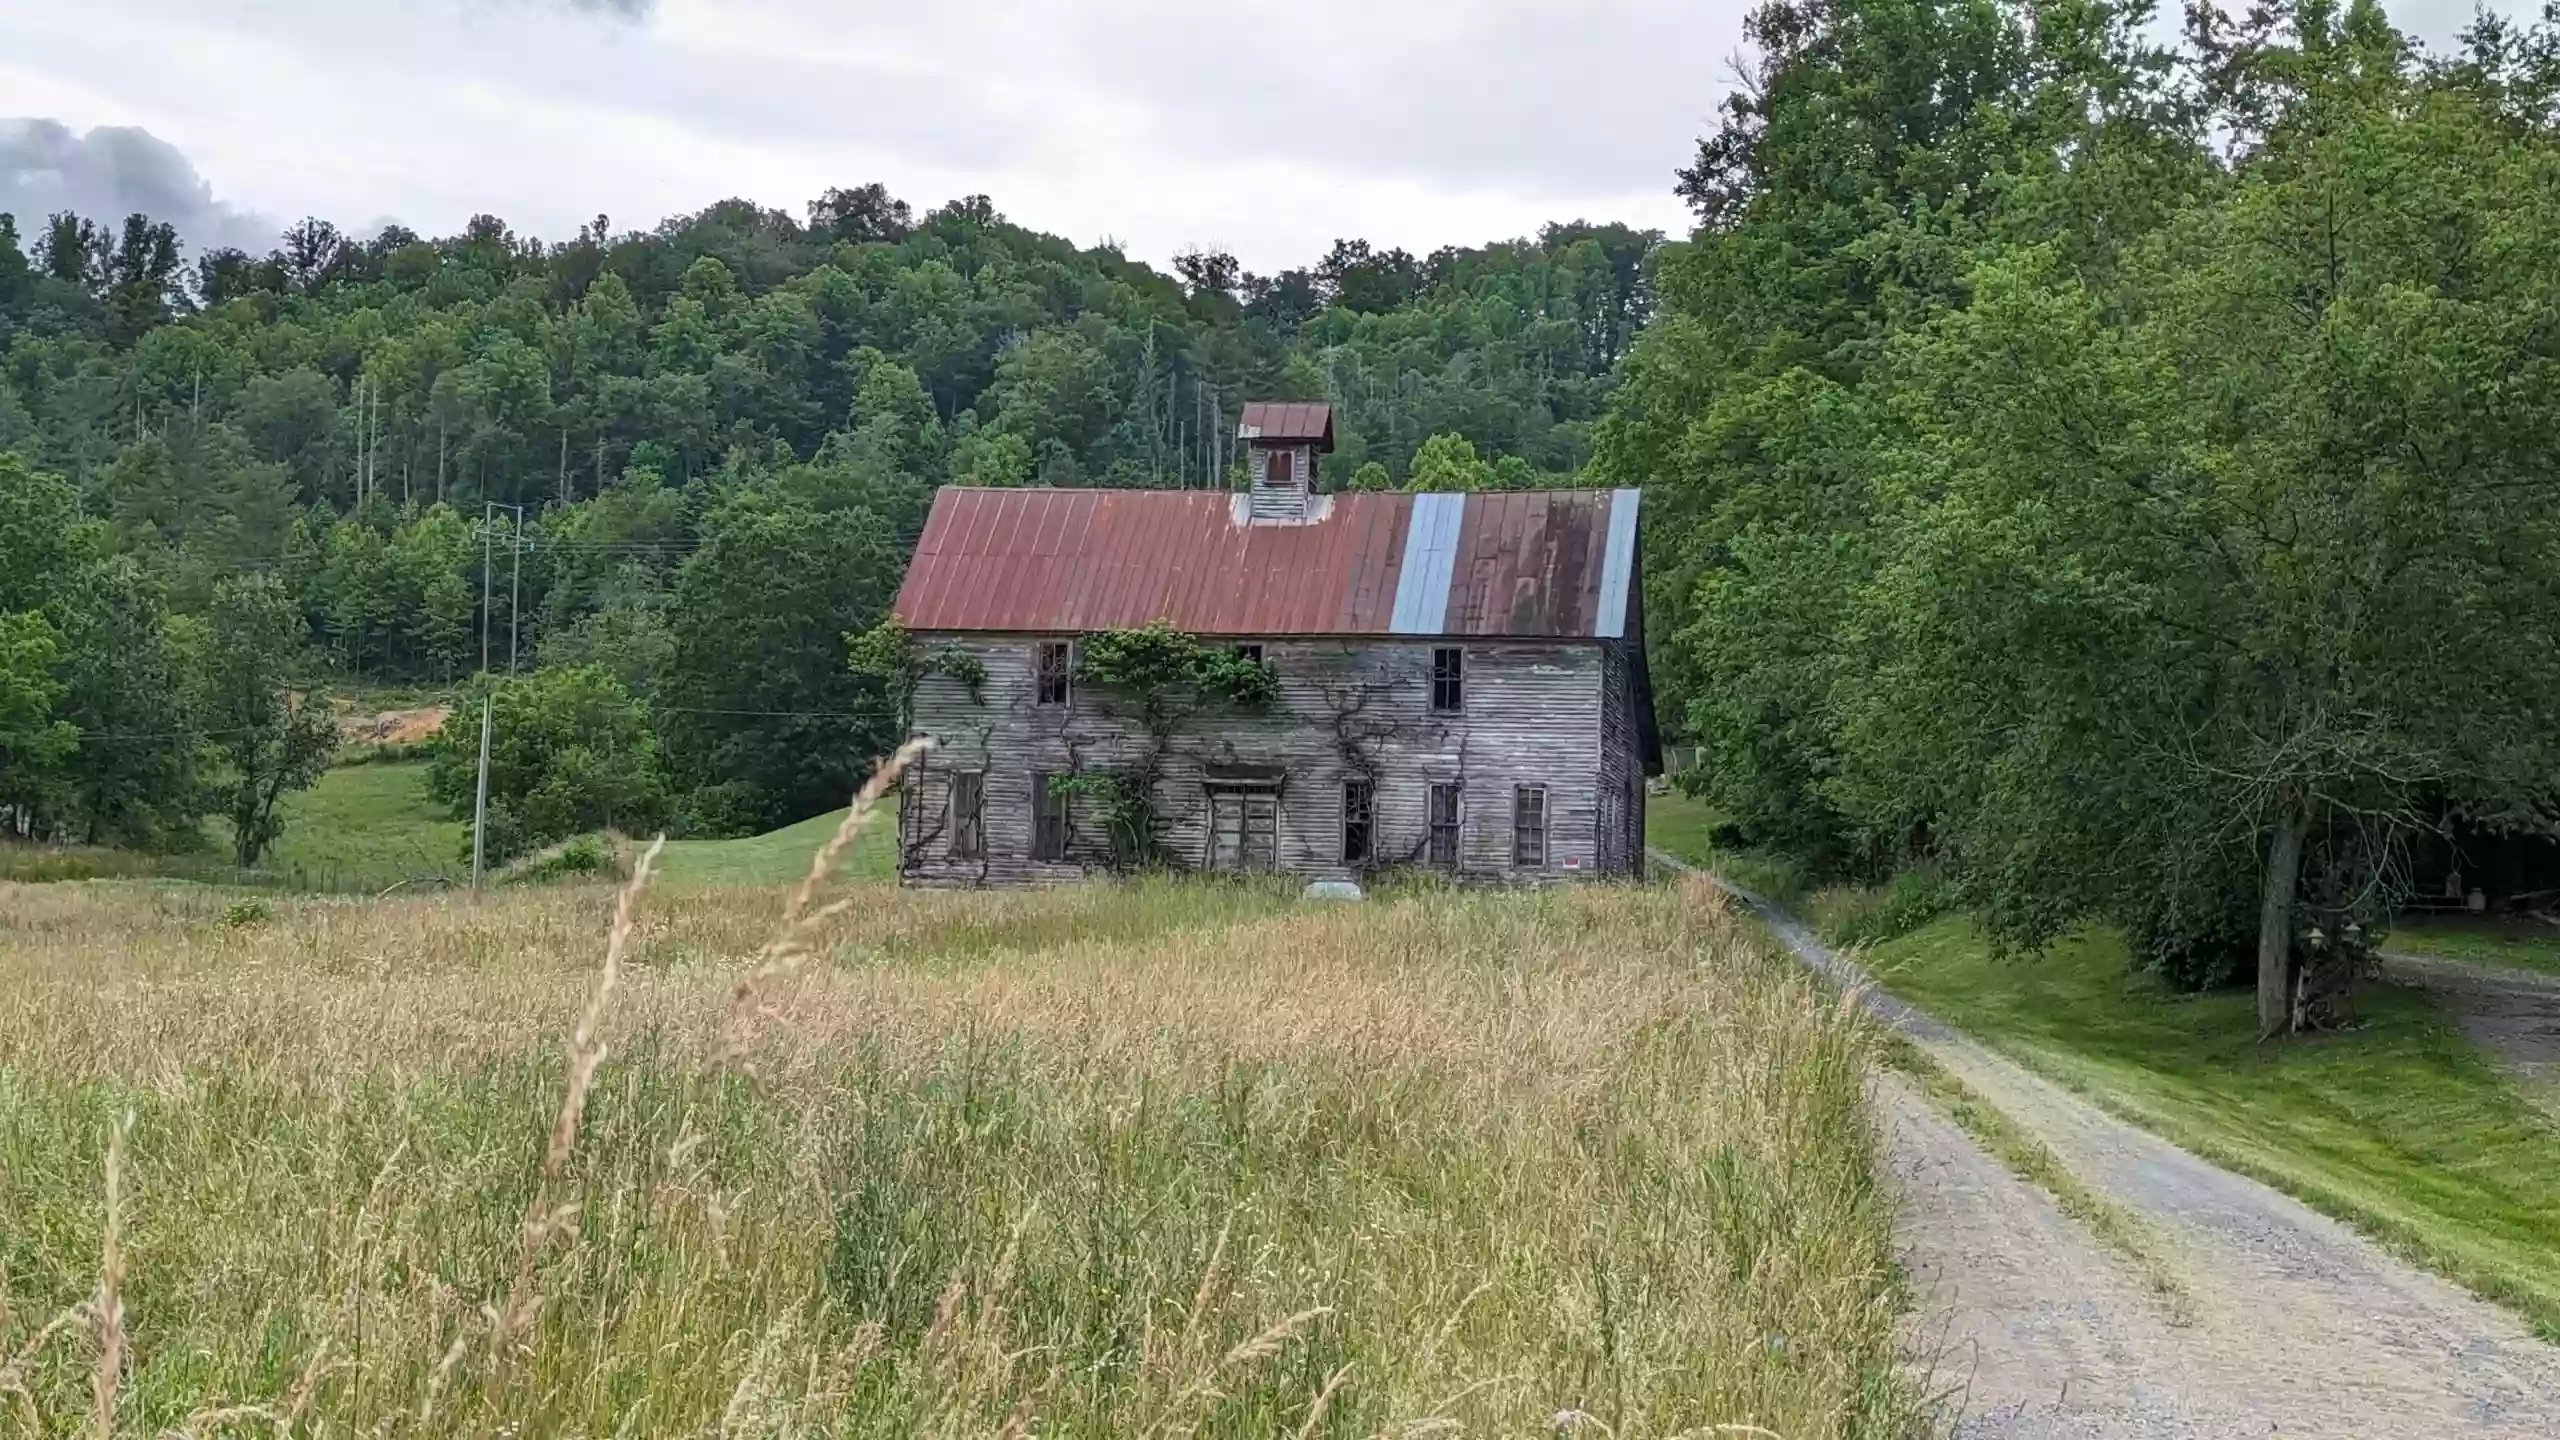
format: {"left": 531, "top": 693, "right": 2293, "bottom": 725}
{"left": 1304, "top": 880, "right": 1366, "bottom": 902}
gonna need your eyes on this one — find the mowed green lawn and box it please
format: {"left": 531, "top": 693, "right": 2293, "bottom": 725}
{"left": 655, "top": 805, "right": 899, "bottom": 886}
{"left": 211, "top": 760, "right": 468, "bottom": 890}
{"left": 198, "top": 761, "right": 895, "bottom": 891}
{"left": 1643, "top": 791, "right": 2560, "bottom": 1337}
{"left": 2389, "top": 915, "right": 2560, "bottom": 976}
{"left": 1640, "top": 791, "right": 1807, "bottom": 902}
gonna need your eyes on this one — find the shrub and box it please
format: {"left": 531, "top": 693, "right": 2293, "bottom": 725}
{"left": 2130, "top": 876, "right": 2260, "bottom": 992}
{"left": 426, "top": 666, "right": 670, "bottom": 863}
{"left": 1811, "top": 865, "right": 1956, "bottom": 949}
{"left": 504, "top": 832, "right": 624, "bottom": 885}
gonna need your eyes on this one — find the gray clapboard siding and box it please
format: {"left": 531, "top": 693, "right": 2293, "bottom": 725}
{"left": 900, "top": 635, "right": 1640, "bottom": 888}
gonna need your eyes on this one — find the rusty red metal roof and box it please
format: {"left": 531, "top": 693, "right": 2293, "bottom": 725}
{"left": 1236, "top": 402, "right": 1334, "bottom": 450}
{"left": 893, "top": 486, "right": 1641, "bottom": 639}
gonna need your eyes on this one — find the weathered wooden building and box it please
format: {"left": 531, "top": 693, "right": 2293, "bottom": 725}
{"left": 890, "top": 402, "right": 1659, "bottom": 886}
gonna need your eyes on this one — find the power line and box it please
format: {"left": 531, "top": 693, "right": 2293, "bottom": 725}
{"left": 650, "top": 705, "right": 894, "bottom": 719}
{"left": 60, "top": 724, "right": 267, "bottom": 743}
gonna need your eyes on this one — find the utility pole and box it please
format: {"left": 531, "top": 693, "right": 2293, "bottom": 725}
{"left": 500, "top": 503, "right": 526, "bottom": 673}
{"left": 469, "top": 500, "right": 517, "bottom": 894}
{"left": 480, "top": 502, "right": 494, "bottom": 674}
{"left": 470, "top": 693, "right": 492, "bottom": 894}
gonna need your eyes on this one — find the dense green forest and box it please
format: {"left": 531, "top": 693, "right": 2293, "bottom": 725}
{"left": 0, "top": 171, "right": 1655, "bottom": 851}
{"left": 1600, "top": 0, "right": 2560, "bottom": 1029}
{"left": 7, "top": 0, "right": 2559, "bottom": 1033}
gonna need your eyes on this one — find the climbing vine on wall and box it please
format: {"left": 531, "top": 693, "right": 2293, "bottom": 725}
{"left": 1048, "top": 770, "right": 1158, "bottom": 870}
{"left": 847, "top": 617, "right": 989, "bottom": 710}
{"left": 1066, "top": 621, "right": 1278, "bottom": 870}
{"left": 1075, "top": 622, "right": 1277, "bottom": 728}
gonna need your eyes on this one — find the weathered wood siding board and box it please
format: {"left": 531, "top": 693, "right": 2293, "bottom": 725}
{"left": 1598, "top": 640, "right": 1645, "bottom": 876}
{"left": 901, "top": 634, "right": 1639, "bottom": 887}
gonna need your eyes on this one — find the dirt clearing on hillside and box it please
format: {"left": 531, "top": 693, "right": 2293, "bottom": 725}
{"left": 339, "top": 703, "right": 450, "bottom": 745}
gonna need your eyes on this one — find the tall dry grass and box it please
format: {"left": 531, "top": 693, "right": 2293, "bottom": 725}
{"left": 0, "top": 855, "right": 1920, "bottom": 1435}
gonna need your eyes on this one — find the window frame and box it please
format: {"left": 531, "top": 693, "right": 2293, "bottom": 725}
{"left": 1430, "top": 647, "right": 1465, "bottom": 714}
{"left": 1342, "top": 778, "right": 1375, "bottom": 866}
{"left": 1513, "top": 785, "right": 1548, "bottom": 869}
{"left": 1427, "top": 782, "right": 1462, "bottom": 868}
{"left": 1035, "top": 640, "right": 1072, "bottom": 708}
{"left": 949, "top": 771, "right": 986, "bottom": 859}
{"left": 1031, "top": 771, "right": 1070, "bottom": 861}
{"left": 1231, "top": 642, "right": 1266, "bottom": 667}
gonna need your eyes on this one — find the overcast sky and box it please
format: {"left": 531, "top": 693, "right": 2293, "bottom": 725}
{"left": 0, "top": 0, "right": 2529, "bottom": 275}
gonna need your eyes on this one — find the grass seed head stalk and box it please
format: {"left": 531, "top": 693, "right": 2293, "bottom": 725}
{"left": 481, "top": 835, "right": 665, "bottom": 1384}
{"left": 723, "top": 738, "right": 932, "bottom": 1062}
{"left": 92, "top": 1108, "right": 131, "bottom": 1440}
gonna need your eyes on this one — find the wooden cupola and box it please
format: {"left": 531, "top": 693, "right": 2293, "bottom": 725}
{"left": 1237, "top": 402, "right": 1335, "bottom": 524}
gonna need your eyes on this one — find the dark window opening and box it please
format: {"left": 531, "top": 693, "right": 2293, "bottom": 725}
{"left": 1431, "top": 648, "right": 1464, "bottom": 713}
{"left": 950, "top": 772, "right": 985, "bottom": 859}
{"left": 1514, "top": 786, "right": 1548, "bottom": 868}
{"left": 1232, "top": 643, "right": 1265, "bottom": 667}
{"left": 1035, "top": 641, "right": 1071, "bottom": 707}
{"left": 1210, "top": 789, "right": 1279, "bottom": 873}
{"left": 1343, "top": 779, "right": 1375, "bottom": 865}
{"left": 1428, "top": 783, "right": 1461, "bottom": 867}
{"left": 1032, "top": 772, "right": 1069, "bottom": 860}
{"left": 1264, "top": 449, "right": 1294, "bottom": 489}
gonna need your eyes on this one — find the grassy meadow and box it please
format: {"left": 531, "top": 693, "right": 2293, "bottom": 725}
{"left": 0, "top": 860, "right": 1920, "bottom": 1436}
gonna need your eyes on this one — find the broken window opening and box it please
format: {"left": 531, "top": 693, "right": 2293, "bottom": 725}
{"left": 1431, "top": 648, "right": 1464, "bottom": 713}
{"left": 1032, "top": 772, "right": 1069, "bottom": 860}
{"left": 1343, "top": 779, "right": 1375, "bottom": 866}
{"left": 1035, "top": 641, "right": 1071, "bottom": 707}
{"left": 950, "top": 771, "right": 985, "bottom": 860}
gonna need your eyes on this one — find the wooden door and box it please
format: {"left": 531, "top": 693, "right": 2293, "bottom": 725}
{"left": 1210, "top": 791, "right": 1243, "bottom": 872}
{"left": 1208, "top": 790, "right": 1278, "bottom": 873}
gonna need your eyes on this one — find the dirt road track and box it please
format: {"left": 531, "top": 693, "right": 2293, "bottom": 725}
{"left": 2379, "top": 951, "right": 2560, "bottom": 1119}
{"left": 1649, "top": 850, "right": 2560, "bottom": 1438}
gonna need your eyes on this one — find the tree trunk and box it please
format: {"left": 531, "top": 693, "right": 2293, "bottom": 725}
{"left": 2257, "top": 800, "right": 2311, "bottom": 1038}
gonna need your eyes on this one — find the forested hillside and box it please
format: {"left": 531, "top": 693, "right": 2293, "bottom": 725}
{"left": 0, "top": 180, "right": 1654, "bottom": 848}
{"left": 1599, "top": 0, "right": 2560, "bottom": 1030}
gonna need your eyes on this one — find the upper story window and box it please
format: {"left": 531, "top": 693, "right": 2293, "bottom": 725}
{"left": 1263, "top": 449, "right": 1295, "bottom": 489}
{"left": 1431, "top": 647, "right": 1464, "bottom": 713}
{"left": 1232, "top": 643, "right": 1265, "bottom": 667}
{"left": 1035, "top": 640, "right": 1072, "bottom": 707}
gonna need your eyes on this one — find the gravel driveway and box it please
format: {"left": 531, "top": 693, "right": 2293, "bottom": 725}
{"left": 2379, "top": 951, "right": 2560, "bottom": 1118}
{"left": 1650, "top": 850, "right": 2560, "bottom": 1438}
